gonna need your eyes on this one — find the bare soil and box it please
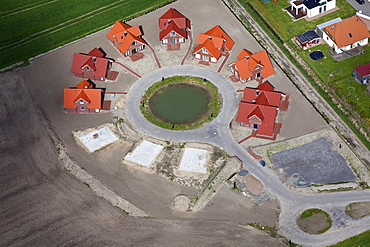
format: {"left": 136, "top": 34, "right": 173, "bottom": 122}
{"left": 346, "top": 202, "right": 370, "bottom": 219}
{"left": 0, "top": 0, "right": 288, "bottom": 245}
{"left": 296, "top": 211, "right": 331, "bottom": 235}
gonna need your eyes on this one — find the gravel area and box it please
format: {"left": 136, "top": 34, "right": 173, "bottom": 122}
{"left": 271, "top": 137, "right": 356, "bottom": 184}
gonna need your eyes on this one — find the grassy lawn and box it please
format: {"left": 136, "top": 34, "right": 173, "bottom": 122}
{"left": 297, "top": 45, "right": 370, "bottom": 122}
{"left": 246, "top": 0, "right": 356, "bottom": 41}
{"left": 330, "top": 229, "right": 370, "bottom": 247}
{"left": 0, "top": 0, "right": 174, "bottom": 69}
{"left": 238, "top": 0, "right": 370, "bottom": 148}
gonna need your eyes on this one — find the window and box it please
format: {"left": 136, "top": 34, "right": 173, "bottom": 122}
{"left": 124, "top": 51, "right": 130, "bottom": 57}
{"left": 86, "top": 66, "right": 90, "bottom": 71}
{"left": 80, "top": 100, "right": 84, "bottom": 104}
{"left": 80, "top": 107, "right": 85, "bottom": 110}
{"left": 139, "top": 45, "right": 145, "bottom": 50}
{"left": 170, "top": 39, "right": 177, "bottom": 44}
{"left": 170, "top": 31, "right": 176, "bottom": 37}
{"left": 131, "top": 41, "right": 136, "bottom": 46}
{"left": 201, "top": 48, "right": 208, "bottom": 54}
{"left": 349, "top": 33, "right": 353, "bottom": 38}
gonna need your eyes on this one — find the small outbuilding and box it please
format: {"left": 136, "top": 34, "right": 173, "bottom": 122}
{"left": 354, "top": 62, "right": 370, "bottom": 84}
{"left": 295, "top": 30, "right": 320, "bottom": 49}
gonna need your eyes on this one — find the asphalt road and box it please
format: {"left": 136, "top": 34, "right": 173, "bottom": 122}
{"left": 126, "top": 65, "right": 370, "bottom": 246}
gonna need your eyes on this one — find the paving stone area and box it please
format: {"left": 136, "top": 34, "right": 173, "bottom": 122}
{"left": 271, "top": 137, "right": 356, "bottom": 184}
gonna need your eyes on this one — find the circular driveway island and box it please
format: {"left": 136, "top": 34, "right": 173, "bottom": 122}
{"left": 125, "top": 65, "right": 239, "bottom": 143}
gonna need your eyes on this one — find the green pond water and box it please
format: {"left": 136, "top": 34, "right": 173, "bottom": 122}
{"left": 149, "top": 83, "right": 211, "bottom": 124}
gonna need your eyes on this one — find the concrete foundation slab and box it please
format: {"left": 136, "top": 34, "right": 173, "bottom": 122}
{"left": 78, "top": 126, "right": 119, "bottom": 153}
{"left": 179, "top": 148, "right": 207, "bottom": 173}
{"left": 124, "top": 140, "right": 163, "bottom": 167}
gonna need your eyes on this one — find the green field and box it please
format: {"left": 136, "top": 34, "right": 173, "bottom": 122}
{"left": 245, "top": 0, "right": 356, "bottom": 42}
{"left": 0, "top": 0, "right": 174, "bottom": 69}
{"left": 330, "top": 229, "right": 370, "bottom": 247}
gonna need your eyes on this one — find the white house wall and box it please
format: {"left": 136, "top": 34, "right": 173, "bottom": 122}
{"left": 307, "top": 0, "right": 336, "bottom": 18}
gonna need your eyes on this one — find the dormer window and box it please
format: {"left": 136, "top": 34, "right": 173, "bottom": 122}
{"left": 349, "top": 33, "right": 353, "bottom": 38}
{"left": 331, "top": 25, "right": 335, "bottom": 30}
{"left": 170, "top": 31, "right": 176, "bottom": 37}
{"left": 256, "top": 90, "right": 260, "bottom": 96}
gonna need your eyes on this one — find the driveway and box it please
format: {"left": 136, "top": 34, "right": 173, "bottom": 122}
{"left": 347, "top": 0, "right": 370, "bottom": 15}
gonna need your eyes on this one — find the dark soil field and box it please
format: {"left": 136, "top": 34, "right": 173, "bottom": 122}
{"left": 0, "top": 72, "right": 286, "bottom": 246}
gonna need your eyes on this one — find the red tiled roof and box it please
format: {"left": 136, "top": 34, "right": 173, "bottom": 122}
{"left": 71, "top": 52, "right": 109, "bottom": 79}
{"left": 354, "top": 62, "right": 370, "bottom": 77}
{"left": 242, "top": 87, "right": 282, "bottom": 108}
{"left": 323, "top": 16, "right": 369, "bottom": 48}
{"left": 64, "top": 87, "right": 102, "bottom": 109}
{"left": 236, "top": 103, "right": 277, "bottom": 137}
{"left": 229, "top": 49, "right": 275, "bottom": 81}
{"left": 159, "top": 8, "right": 190, "bottom": 30}
{"left": 88, "top": 47, "right": 104, "bottom": 57}
{"left": 257, "top": 81, "right": 274, "bottom": 91}
{"left": 159, "top": 20, "right": 187, "bottom": 40}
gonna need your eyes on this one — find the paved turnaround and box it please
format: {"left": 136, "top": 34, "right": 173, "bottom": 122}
{"left": 126, "top": 65, "right": 370, "bottom": 246}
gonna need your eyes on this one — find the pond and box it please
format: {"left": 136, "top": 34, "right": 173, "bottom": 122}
{"left": 149, "top": 83, "right": 211, "bottom": 124}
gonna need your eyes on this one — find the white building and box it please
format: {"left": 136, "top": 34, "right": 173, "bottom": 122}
{"left": 289, "top": 0, "right": 336, "bottom": 18}
{"left": 321, "top": 16, "right": 369, "bottom": 54}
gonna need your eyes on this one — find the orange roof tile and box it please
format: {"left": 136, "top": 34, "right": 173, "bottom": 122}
{"left": 159, "top": 8, "right": 190, "bottom": 30}
{"left": 237, "top": 49, "right": 253, "bottom": 60}
{"left": 204, "top": 25, "right": 235, "bottom": 51}
{"left": 193, "top": 38, "right": 222, "bottom": 60}
{"left": 107, "top": 21, "right": 146, "bottom": 54}
{"left": 64, "top": 88, "right": 102, "bottom": 109}
{"left": 323, "top": 16, "right": 369, "bottom": 48}
{"left": 229, "top": 49, "right": 275, "bottom": 81}
{"left": 76, "top": 80, "right": 93, "bottom": 89}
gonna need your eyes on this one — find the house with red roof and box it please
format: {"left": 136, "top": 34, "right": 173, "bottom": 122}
{"left": 322, "top": 16, "right": 369, "bottom": 54}
{"left": 107, "top": 21, "right": 146, "bottom": 60}
{"left": 193, "top": 25, "right": 234, "bottom": 64}
{"left": 71, "top": 48, "right": 113, "bottom": 82}
{"left": 159, "top": 8, "right": 191, "bottom": 50}
{"left": 229, "top": 49, "right": 275, "bottom": 83}
{"left": 236, "top": 81, "right": 289, "bottom": 138}
{"left": 354, "top": 62, "right": 370, "bottom": 84}
{"left": 64, "top": 80, "right": 103, "bottom": 114}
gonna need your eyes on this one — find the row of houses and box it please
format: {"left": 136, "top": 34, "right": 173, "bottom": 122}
{"left": 64, "top": 8, "right": 289, "bottom": 139}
